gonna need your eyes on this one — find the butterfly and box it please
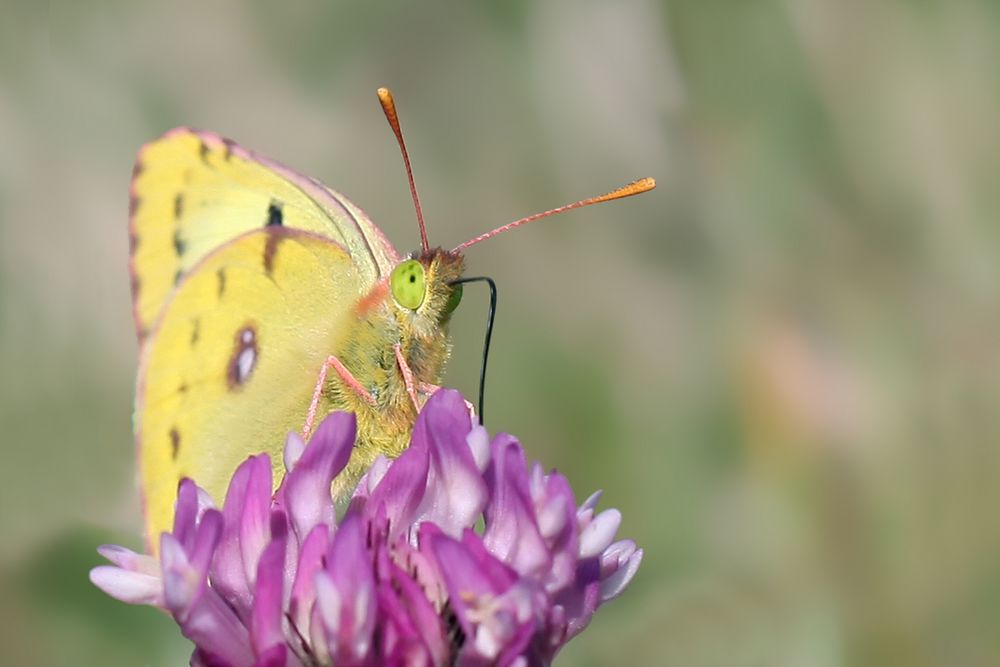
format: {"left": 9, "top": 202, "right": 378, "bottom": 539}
{"left": 131, "top": 88, "right": 654, "bottom": 546}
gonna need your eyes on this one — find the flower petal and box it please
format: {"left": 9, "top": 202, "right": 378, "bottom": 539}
{"left": 162, "top": 512, "right": 255, "bottom": 667}
{"left": 252, "top": 644, "right": 288, "bottom": 667}
{"left": 210, "top": 454, "right": 273, "bottom": 619}
{"left": 364, "top": 430, "right": 430, "bottom": 543}
{"left": 280, "top": 411, "right": 356, "bottom": 540}
{"left": 89, "top": 565, "right": 164, "bottom": 606}
{"left": 239, "top": 456, "right": 274, "bottom": 584}
{"left": 411, "top": 390, "right": 487, "bottom": 537}
{"left": 599, "top": 544, "right": 643, "bottom": 602}
{"left": 250, "top": 513, "right": 288, "bottom": 658}
{"left": 283, "top": 431, "right": 305, "bottom": 473}
{"left": 289, "top": 524, "right": 329, "bottom": 636}
{"left": 97, "top": 544, "right": 161, "bottom": 576}
{"left": 483, "top": 435, "right": 549, "bottom": 577}
{"left": 376, "top": 555, "right": 448, "bottom": 665}
{"left": 317, "top": 514, "right": 376, "bottom": 662}
{"left": 466, "top": 424, "right": 491, "bottom": 472}
{"left": 426, "top": 530, "right": 536, "bottom": 662}
{"left": 579, "top": 509, "right": 621, "bottom": 559}
{"left": 534, "top": 472, "right": 579, "bottom": 592}
{"left": 173, "top": 478, "right": 202, "bottom": 550}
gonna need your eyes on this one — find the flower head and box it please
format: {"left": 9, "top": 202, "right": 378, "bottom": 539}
{"left": 92, "top": 390, "right": 642, "bottom": 666}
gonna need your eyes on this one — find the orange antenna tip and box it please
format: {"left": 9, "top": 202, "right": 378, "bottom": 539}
{"left": 377, "top": 88, "right": 396, "bottom": 120}
{"left": 583, "top": 177, "right": 657, "bottom": 205}
{"left": 377, "top": 87, "right": 430, "bottom": 253}
{"left": 623, "top": 177, "right": 656, "bottom": 196}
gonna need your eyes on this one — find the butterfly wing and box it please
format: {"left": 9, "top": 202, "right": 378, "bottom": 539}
{"left": 129, "top": 127, "right": 399, "bottom": 342}
{"left": 137, "top": 228, "right": 373, "bottom": 543}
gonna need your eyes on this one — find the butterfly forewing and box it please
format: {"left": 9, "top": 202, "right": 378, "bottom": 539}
{"left": 129, "top": 128, "right": 398, "bottom": 342}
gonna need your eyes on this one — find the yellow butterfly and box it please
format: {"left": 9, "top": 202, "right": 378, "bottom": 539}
{"left": 131, "top": 88, "right": 654, "bottom": 547}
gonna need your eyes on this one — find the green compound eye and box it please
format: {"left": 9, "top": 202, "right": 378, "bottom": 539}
{"left": 390, "top": 259, "right": 426, "bottom": 310}
{"left": 443, "top": 282, "right": 463, "bottom": 318}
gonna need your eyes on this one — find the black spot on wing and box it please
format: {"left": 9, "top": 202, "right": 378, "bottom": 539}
{"left": 263, "top": 232, "right": 283, "bottom": 276}
{"left": 198, "top": 139, "right": 211, "bottom": 166}
{"left": 173, "top": 229, "right": 186, "bottom": 256}
{"left": 266, "top": 200, "right": 284, "bottom": 227}
{"left": 190, "top": 318, "right": 200, "bottom": 347}
{"left": 216, "top": 268, "right": 226, "bottom": 298}
{"left": 173, "top": 268, "right": 183, "bottom": 286}
{"left": 169, "top": 427, "right": 180, "bottom": 460}
{"left": 174, "top": 193, "right": 184, "bottom": 219}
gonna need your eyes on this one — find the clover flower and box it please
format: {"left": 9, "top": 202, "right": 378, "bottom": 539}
{"left": 91, "top": 390, "right": 642, "bottom": 666}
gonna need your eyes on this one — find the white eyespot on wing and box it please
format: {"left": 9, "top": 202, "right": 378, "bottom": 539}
{"left": 228, "top": 325, "right": 258, "bottom": 389}
{"left": 237, "top": 346, "right": 255, "bottom": 381}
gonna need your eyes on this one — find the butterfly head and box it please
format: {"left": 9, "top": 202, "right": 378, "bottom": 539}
{"left": 388, "top": 249, "right": 465, "bottom": 337}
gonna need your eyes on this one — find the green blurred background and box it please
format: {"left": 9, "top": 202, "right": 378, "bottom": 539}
{"left": 5, "top": 1, "right": 1000, "bottom": 665}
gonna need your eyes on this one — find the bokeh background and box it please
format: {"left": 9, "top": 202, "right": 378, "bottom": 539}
{"left": 5, "top": 1, "right": 1000, "bottom": 665}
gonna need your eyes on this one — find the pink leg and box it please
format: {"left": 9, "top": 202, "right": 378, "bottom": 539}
{"left": 302, "top": 355, "right": 377, "bottom": 440}
{"left": 393, "top": 344, "right": 421, "bottom": 412}
{"left": 392, "top": 347, "right": 475, "bottom": 420}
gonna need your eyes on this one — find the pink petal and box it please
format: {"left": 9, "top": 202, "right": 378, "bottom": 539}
{"left": 250, "top": 517, "right": 287, "bottom": 658}
{"left": 213, "top": 455, "right": 272, "bottom": 615}
{"left": 412, "top": 390, "right": 487, "bottom": 537}
{"left": 289, "top": 524, "right": 329, "bottom": 636}
{"left": 483, "top": 435, "right": 549, "bottom": 577}
{"left": 240, "top": 456, "right": 274, "bottom": 586}
{"left": 97, "top": 544, "right": 160, "bottom": 576}
{"left": 281, "top": 411, "right": 355, "bottom": 540}
{"left": 600, "top": 546, "right": 642, "bottom": 602}
{"left": 89, "top": 566, "right": 163, "bottom": 606}
{"left": 579, "top": 509, "right": 621, "bottom": 559}
{"left": 365, "top": 434, "right": 430, "bottom": 543}
{"left": 319, "top": 514, "right": 376, "bottom": 661}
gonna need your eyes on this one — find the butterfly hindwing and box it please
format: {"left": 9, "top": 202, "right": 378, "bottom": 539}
{"left": 137, "top": 228, "right": 367, "bottom": 541}
{"left": 129, "top": 127, "right": 398, "bottom": 342}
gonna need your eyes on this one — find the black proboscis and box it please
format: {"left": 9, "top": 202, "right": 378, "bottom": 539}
{"left": 449, "top": 276, "right": 497, "bottom": 425}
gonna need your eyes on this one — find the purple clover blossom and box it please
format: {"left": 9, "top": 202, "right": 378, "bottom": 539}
{"left": 91, "top": 390, "right": 642, "bottom": 666}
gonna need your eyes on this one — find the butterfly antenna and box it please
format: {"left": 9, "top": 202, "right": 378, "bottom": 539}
{"left": 452, "top": 177, "right": 656, "bottom": 252}
{"left": 378, "top": 88, "right": 430, "bottom": 254}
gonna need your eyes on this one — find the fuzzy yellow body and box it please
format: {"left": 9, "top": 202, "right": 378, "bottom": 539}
{"left": 131, "top": 128, "right": 462, "bottom": 546}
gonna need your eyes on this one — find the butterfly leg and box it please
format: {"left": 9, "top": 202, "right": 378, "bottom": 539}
{"left": 393, "top": 344, "right": 421, "bottom": 412}
{"left": 302, "top": 355, "right": 377, "bottom": 440}
{"left": 395, "top": 356, "right": 475, "bottom": 421}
